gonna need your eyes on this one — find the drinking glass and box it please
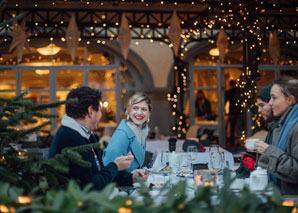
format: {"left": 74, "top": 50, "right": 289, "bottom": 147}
{"left": 187, "top": 145, "right": 196, "bottom": 153}
{"left": 209, "top": 151, "right": 224, "bottom": 170}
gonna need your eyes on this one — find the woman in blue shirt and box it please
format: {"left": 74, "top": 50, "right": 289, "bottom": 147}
{"left": 103, "top": 93, "right": 152, "bottom": 172}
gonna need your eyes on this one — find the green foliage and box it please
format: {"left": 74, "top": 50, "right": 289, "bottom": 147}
{"left": 0, "top": 92, "right": 88, "bottom": 193}
{"left": 0, "top": 170, "right": 294, "bottom": 213}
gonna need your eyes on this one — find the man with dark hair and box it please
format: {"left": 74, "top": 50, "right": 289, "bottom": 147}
{"left": 256, "top": 85, "right": 277, "bottom": 144}
{"left": 49, "top": 86, "right": 147, "bottom": 190}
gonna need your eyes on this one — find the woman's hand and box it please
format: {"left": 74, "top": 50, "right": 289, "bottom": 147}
{"left": 133, "top": 170, "right": 149, "bottom": 182}
{"left": 114, "top": 154, "right": 134, "bottom": 171}
{"left": 254, "top": 141, "right": 269, "bottom": 154}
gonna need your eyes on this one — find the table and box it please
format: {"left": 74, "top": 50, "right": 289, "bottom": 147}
{"left": 151, "top": 146, "right": 234, "bottom": 170}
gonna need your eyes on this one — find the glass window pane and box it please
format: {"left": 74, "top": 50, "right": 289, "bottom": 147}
{"left": 100, "top": 91, "right": 117, "bottom": 124}
{"left": 56, "top": 70, "right": 83, "bottom": 89}
{"left": 56, "top": 91, "right": 69, "bottom": 125}
{"left": 0, "top": 92, "right": 16, "bottom": 98}
{"left": 257, "top": 70, "right": 274, "bottom": 86}
{"left": 194, "top": 90, "right": 218, "bottom": 122}
{"left": 0, "top": 70, "right": 16, "bottom": 90}
{"left": 89, "top": 70, "right": 115, "bottom": 89}
{"left": 21, "top": 70, "right": 49, "bottom": 89}
{"left": 223, "top": 68, "right": 242, "bottom": 89}
{"left": 22, "top": 91, "right": 50, "bottom": 131}
{"left": 120, "top": 65, "right": 135, "bottom": 89}
{"left": 194, "top": 70, "right": 217, "bottom": 88}
{"left": 22, "top": 91, "right": 50, "bottom": 104}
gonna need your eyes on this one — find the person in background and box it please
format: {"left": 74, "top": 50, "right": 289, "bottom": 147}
{"left": 255, "top": 76, "right": 298, "bottom": 195}
{"left": 48, "top": 86, "right": 147, "bottom": 191}
{"left": 103, "top": 93, "right": 152, "bottom": 173}
{"left": 195, "top": 90, "right": 212, "bottom": 120}
{"left": 225, "top": 80, "right": 243, "bottom": 146}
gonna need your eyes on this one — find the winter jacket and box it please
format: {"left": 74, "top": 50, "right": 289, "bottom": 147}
{"left": 103, "top": 119, "right": 146, "bottom": 172}
{"left": 48, "top": 115, "right": 132, "bottom": 190}
{"left": 258, "top": 106, "right": 298, "bottom": 195}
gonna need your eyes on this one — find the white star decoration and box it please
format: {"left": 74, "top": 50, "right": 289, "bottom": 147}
{"left": 66, "top": 13, "right": 80, "bottom": 61}
{"left": 216, "top": 29, "right": 229, "bottom": 64}
{"left": 7, "top": 19, "right": 30, "bottom": 62}
{"left": 118, "top": 13, "right": 132, "bottom": 60}
{"left": 168, "top": 10, "right": 182, "bottom": 56}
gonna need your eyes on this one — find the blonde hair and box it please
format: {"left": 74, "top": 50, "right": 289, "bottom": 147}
{"left": 125, "top": 93, "right": 152, "bottom": 122}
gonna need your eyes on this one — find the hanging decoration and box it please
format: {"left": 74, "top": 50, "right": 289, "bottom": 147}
{"left": 269, "top": 31, "right": 280, "bottom": 64}
{"left": 216, "top": 28, "right": 228, "bottom": 64}
{"left": 7, "top": 18, "right": 30, "bottom": 62}
{"left": 118, "top": 13, "right": 132, "bottom": 60}
{"left": 168, "top": 10, "right": 182, "bottom": 56}
{"left": 66, "top": 13, "right": 80, "bottom": 61}
{"left": 167, "top": 57, "right": 189, "bottom": 138}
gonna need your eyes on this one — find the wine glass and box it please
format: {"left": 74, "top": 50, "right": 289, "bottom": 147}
{"left": 209, "top": 151, "right": 223, "bottom": 170}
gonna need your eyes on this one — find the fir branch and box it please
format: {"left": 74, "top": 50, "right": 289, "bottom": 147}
{"left": 31, "top": 100, "right": 69, "bottom": 111}
{"left": 20, "top": 141, "right": 41, "bottom": 148}
{"left": 33, "top": 112, "right": 58, "bottom": 118}
{"left": 13, "top": 92, "right": 28, "bottom": 102}
{"left": 70, "top": 143, "right": 100, "bottom": 152}
{"left": 45, "top": 159, "right": 69, "bottom": 174}
{"left": 12, "top": 121, "right": 51, "bottom": 138}
{"left": 0, "top": 14, "right": 24, "bottom": 27}
{"left": 0, "top": 167, "right": 19, "bottom": 184}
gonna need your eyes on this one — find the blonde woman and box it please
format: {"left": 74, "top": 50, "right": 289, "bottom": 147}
{"left": 103, "top": 93, "right": 152, "bottom": 173}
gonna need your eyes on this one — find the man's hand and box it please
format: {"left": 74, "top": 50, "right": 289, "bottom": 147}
{"left": 114, "top": 152, "right": 134, "bottom": 171}
{"left": 254, "top": 141, "right": 269, "bottom": 155}
{"left": 133, "top": 170, "right": 148, "bottom": 182}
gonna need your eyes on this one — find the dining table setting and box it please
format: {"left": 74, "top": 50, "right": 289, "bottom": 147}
{"left": 109, "top": 138, "right": 298, "bottom": 212}
{"left": 118, "top": 139, "right": 239, "bottom": 202}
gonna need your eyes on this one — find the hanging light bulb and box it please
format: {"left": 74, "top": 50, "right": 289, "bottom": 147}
{"left": 37, "top": 43, "right": 61, "bottom": 56}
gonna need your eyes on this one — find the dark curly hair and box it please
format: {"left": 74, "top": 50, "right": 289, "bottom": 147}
{"left": 66, "top": 86, "right": 102, "bottom": 119}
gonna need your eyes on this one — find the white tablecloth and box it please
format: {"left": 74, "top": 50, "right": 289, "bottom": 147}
{"left": 146, "top": 139, "right": 185, "bottom": 153}
{"left": 152, "top": 146, "right": 234, "bottom": 170}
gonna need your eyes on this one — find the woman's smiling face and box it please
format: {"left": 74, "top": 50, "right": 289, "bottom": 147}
{"left": 128, "top": 100, "right": 151, "bottom": 128}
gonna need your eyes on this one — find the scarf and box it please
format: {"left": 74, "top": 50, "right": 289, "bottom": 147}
{"left": 269, "top": 104, "right": 298, "bottom": 185}
{"left": 126, "top": 121, "right": 149, "bottom": 148}
{"left": 276, "top": 104, "right": 298, "bottom": 152}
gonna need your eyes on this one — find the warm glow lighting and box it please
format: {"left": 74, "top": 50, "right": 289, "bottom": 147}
{"left": 209, "top": 48, "right": 220, "bottom": 56}
{"left": 0, "top": 205, "right": 9, "bottom": 213}
{"left": 17, "top": 196, "right": 32, "bottom": 204}
{"left": 35, "top": 70, "right": 50, "bottom": 75}
{"left": 37, "top": 44, "right": 61, "bottom": 56}
{"left": 103, "top": 101, "right": 109, "bottom": 108}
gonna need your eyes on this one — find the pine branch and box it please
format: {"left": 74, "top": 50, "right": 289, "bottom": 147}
{"left": 33, "top": 112, "right": 58, "bottom": 118}
{"left": 0, "top": 14, "right": 24, "bottom": 27}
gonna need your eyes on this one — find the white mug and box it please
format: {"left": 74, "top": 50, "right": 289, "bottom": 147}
{"left": 245, "top": 138, "right": 259, "bottom": 150}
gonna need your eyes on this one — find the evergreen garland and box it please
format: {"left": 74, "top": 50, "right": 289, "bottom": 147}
{"left": 167, "top": 57, "right": 189, "bottom": 138}
{"left": 0, "top": 92, "right": 101, "bottom": 194}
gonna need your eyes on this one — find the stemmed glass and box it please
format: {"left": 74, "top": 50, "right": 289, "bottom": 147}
{"left": 187, "top": 145, "right": 197, "bottom": 169}
{"left": 209, "top": 144, "right": 225, "bottom": 170}
{"left": 209, "top": 151, "right": 224, "bottom": 170}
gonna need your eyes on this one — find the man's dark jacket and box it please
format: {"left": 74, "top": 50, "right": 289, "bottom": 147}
{"left": 48, "top": 125, "right": 133, "bottom": 190}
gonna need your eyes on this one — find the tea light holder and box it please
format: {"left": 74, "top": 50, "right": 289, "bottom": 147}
{"left": 194, "top": 170, "right": 218, "bottom": 187}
